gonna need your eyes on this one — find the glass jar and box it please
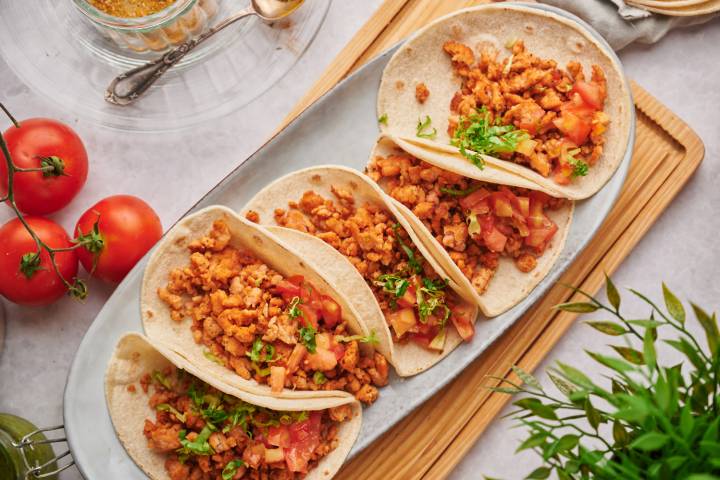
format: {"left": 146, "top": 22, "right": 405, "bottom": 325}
{"left": 0, "top": 414, "right": 58, "bottom": 480}
{"left": 71, "top": 0, "right": 219, "bottom": 53}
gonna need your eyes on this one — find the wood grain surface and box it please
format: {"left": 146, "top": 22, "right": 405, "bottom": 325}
{"left": 277, "top": 1, "right": 705, "bottom": 478}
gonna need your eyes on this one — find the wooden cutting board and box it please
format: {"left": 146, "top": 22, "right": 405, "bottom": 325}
{"left": 278, "top": 1, "right": 705, "bottom": 478}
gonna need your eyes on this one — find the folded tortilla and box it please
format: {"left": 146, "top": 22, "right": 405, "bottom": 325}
{"left": 370, "top": 136, "right": 574, "bottom": 317}
{"left": 106, "top": 333, "right": 361, "bottom": 480}
{"left": 243, "top": 165, "right": 479, "bottom": 376}
{"left": 141, "top": 205, "right": 371, "bottom": 400}
{"left": 377, "top": 3, "right": 632, "bottom": 200}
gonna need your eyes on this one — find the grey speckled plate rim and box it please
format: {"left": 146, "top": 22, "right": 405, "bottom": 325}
{"left": 64, "top": 3, "right": 635, "bottom": 478}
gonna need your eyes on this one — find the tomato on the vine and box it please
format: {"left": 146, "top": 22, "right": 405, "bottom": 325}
{"left": 1, "top": 118, "right": 89, "bottom": 215}
{"left": 74, "top": 195, "right": 162, "bottom": 283}
{"left": 0, "top": 217, "right": 79, "bottom": 306}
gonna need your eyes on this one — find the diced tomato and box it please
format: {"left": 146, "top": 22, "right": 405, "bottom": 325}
{"left": 319, "top": 295, "right": 342, "bottom": 328}
{"left": 298, "top": 304, "right": 318, "bottom": 329}
{"left": 275, "top": 280, "right": 301, "bottom": 300}
{"left": 525, "top": 223, "right": 558, "bottom": 252}
{"left": 469, "top": 199, "right": 490, "bottom": 215}
{"left": 397, "top": 285, "right": 417, "bottom": 308}
{"left": 286, "top": 275, "right": 305, "bottom": 287}
{"left": 284, "top": 412, "right": 322, "bottom": 473}
{"left": 387, "top": 307, "right": 417, "bottom": 338}
{"left": 459, "top": 188, "right": 491, "bottom": 210}
{"left": 243, "top": 443, "right": 265, "bottom": 469}
{"left": 483, "top": 227, "right": 507, "bottom": 253}
{"left": 553, "top": 111, "right": 592, "bottom": 145}
{"left": 553, "top": 163, "right": 574, "bottom": 185}
{"left": 450, "top": 304, "right": 475, "bottom": 341}
{"left": 268, "top": 425, "right": 291, "bottom": 448}
{"left": 572, "top": 81, "right": 604, "bottom": 110}
{"left": 329, "top": 340, "right": 346, "bottom": 361}
{"left": 299, "top": 281, "right": 320, "bottom": 304}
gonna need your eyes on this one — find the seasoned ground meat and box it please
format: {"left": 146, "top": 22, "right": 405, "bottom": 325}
{"left": 442, "top": 39, "right": 610, "bottom": 185}
{"left": 367, "top": 152, "right": 567, "bottom": 294}
{"left": 157, "top": 220, "right": 387, "bottom": 404}
{"left": 415, "top": 82, "right": 430, "bottom": 104}
{"left": 139, "top": 366, "right": 350, "bottom": 479}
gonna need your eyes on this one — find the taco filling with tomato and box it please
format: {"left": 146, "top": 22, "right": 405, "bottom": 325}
{"left": 442, "top": 39, "right": 609, "bottom": 185}
{"left": 246, "top": 186, "right": 476, "bottom": 351}
{"left": 138, "top": 365, "right": 354, "bottom": 479}
{"left": 367, "top": 151, "right": 568, "bottom": 295}
{"left": 156, "top": 219, "right": 388, "bottom": 404}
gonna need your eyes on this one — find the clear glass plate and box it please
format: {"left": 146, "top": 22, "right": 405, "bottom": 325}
{"left": 0, "top": 0, "right": 329, "bottom": 132}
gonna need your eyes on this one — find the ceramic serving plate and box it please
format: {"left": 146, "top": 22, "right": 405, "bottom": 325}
{"left": 64, "top": 4, "right": 635, "bottom": 477}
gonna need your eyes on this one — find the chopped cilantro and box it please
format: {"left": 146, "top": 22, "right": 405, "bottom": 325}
{"left": 378, "top": 113, "right": 388, "bottom": 125}
{"left": 287, "top": 296, "right": 303, "bottom": 319}
{"left": 222, "top": 459, "right": 245, "bottom": 480}
{"left": 392, "top": 224, "right": 422, "bottom": 274}
{"left": 156, "top": 403, "right": 186, "bottom": 423}
{"left": 299, "top": 325, "right": 317, "bottom": 353}
{"left": 451, "top": 107, "right": 530, "bottom": 169}
{"left": 439, "top": 184, "right": 482, "bottom": 197}
{"left": 203, "top": 350, "right": 223, "bottom": 365}
{"left": 313, "top": 371, "right": 327, "bottom": 385}
{"left": 151, "top": 370, "right": 172, "bottom": 390}
{"left": 416, "top": 115, "right": 437, "bottom": 139}
{"left": 335, "top": 330, "right": 380, "bottom": 346}
{"left": 375, "top": 273, "right": 410, "bottom": 298}
{"left": 178, "top": 425, "right": 214, "bottom": 456}
{"left": 566, "top": 148, "right": 589, "bottom": 178}
{"left": 246, "top": 339, "right": 276, "bottom": 364}
{"left": 416, "top": 278, "right": 451, "bottom": 325}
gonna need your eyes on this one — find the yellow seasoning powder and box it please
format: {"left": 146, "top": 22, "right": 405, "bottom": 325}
{"left": 87, "top": 0, "right": 177, "bottom": 17}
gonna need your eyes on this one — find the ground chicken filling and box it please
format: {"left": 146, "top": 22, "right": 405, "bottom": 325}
{"left": 440, "top": 39, "right": 610, "bottom": 185}
{"left": 367, "top": 153, "right": 567, "bottom": 295}
{"left": 138, "top": 365, "right": 351, "bottom": 479}
{"left": 157, "top": 220, "right": 388, "bottom": 405}
{"left": 246, "top": 185, "right": 476, "bottom": 349}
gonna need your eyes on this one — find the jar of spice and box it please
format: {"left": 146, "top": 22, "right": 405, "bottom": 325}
{"left": 72, "top": 0, "right": 219, "bottom": 53}
{"left": 0, "top": 414, "right": 60, "bottom": 480}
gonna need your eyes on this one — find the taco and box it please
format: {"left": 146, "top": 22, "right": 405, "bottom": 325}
{"left": 106, "top": 333, "right": 361, "bottom": 480}
{"left": 243, "top": 166, "right": 478, "bottom": 377}
{"left": 367, "top": 135, "right": 573, "bottom": 317}
{"left": 377, "top": 3, "right": 632, "bottom": 200}
{"left": 141, "top": 206, "right": 389, "bottom": 405}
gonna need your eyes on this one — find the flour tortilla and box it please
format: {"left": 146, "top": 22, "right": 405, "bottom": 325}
{"left": 106, "top": 333, "right": 361, "bottom": 480}
{"left": 377, "top": 3, "right": 632, "bottom": 200}
{"left": 370, "top": 136, "right": 574, "bottom": 316}
{"left": 141, "top": 205, "right": 371, "bottom": 400}
{"left": 243, "top": 166, "right": 479, "bottom": 376}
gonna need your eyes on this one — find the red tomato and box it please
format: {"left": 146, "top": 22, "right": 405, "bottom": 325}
{"left": 459, "top": 188, "right": 490, "bottom": 210}
{"left": 329, "top": 340, "right": 346, "bottom": 361}
{"left": 478, "top": 215, "right": 507, "bottom": 252}
{"left": 526, "top": 223, "right": 558, "bottom": 251}
{"left": 297, "top": 304, "right": 318, "bottom": 329}
{"left": 450, "top": 303, "right": 476, "bottom": 341}
{"left": 74, "top": 195, "right": 162, "bottom": 283}
{"left": 286, "top": 275, "right": 304, "bottom": 287}
{"left": 397, "top": 284, "right": 417, "bottom": 309}
{"left": 0, "top": 217, "right": 78, "bottom": 306}
{"left": 267, "top": 426, "right": 291, "bottom": 448}
{"left": 276, "top": 280, "right": 301, "bottom": 300}
{"left": 318, "top": 295, "right": 342, "bottom": 327}
{"left": 572, "top": 81, "right": 604, "bottom": 110}
{"left": 553, "top": 111, "right": 592, "bottom": 145}
{"left": 1, "top": 118, "right": 88, "bottom": 215}
{"left": 284, "top": 412, "right": 322, "bottom": 473}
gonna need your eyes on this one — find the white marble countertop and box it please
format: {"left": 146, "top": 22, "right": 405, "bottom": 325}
{"left": 0, "top": 2, "right": 718, "bottom": 479}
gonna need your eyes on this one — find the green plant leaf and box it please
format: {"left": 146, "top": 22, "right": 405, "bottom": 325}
{"left": 614, "top": 394, "right": 650, "bottom": 422}
{"left": 691, "top": 303, "right": 719, "bottom": 354}
{"left": 643, "top": 327, "right": 657, "bottom": 371}
{"left": 664, "top": 338, "right": 706, "bottom": 371}
{"left": 662, "top": 283, "right": 685, "bottom": 324}
{"left": 606, "top": 274, "right": 621, "bottom": 311}
{"left": 555, "top": 362, "right": 594, "bottom": 389}
{"left": 525, "top": 467, "right": 551, "bottom": 479}
{"left": 613, "top": 420, "right": 629, "bottom": 447}
{"left": 630, "top": 432, "right": 669, "bottom": 451}
{"left": 611, "top": 345, "right": 645, "bottom": 365}
{"left": 547, "top": 371, "right": 577, "bottom": 397}
{"left": 664, "top": 456, "right": 687, "bottom": 471}
{"left": 489, "top": 386, "right": 523, "bottom": 394}
{"left": 685, "top": 474, "right": 720, "bottom": 480}
{"left": 548, "top": 434, "right": 579, "bottom": 458}
{"left": 585, "top": 398, "right": 602, "bottom": 430}
{"left": 586, "top": 351, "right": 634, "bottom": 373}
{"left": 556, "top": 468, "right": 572, "bottom": 480}
{"left": 555, "top": 301, "right": 599, "bottom": 313}
{"left": 514, "top": 398, "right": 558, "bottom": 420}
{"left": 516, "top": 432, "right": 548, "bottom": 453}
{"left": 627, "top": 319, "right": 663, "bottom": 329}
{"left": 585, "top": 321, "right": 626, "bottom": 336}
{"left": 512, "top": 365, "right": 543, "bottom": 392}
{"left": 679, "top": 404, "right": 695, "bottom": 438}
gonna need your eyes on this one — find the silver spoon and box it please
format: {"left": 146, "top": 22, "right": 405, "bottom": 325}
{"left": 105, "top": 0, "right": 304, "bottom": 106}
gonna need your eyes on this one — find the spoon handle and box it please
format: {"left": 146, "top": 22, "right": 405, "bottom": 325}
{"left": 105, "top": 6, "right": 255, "bottom": 106}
